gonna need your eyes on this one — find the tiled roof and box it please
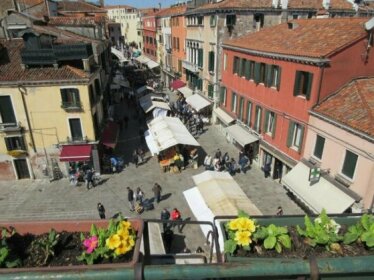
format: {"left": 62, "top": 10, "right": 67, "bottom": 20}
{"left": 105, "top": 5, "right": 135, "bottom": 10}
{"left": 57, "top": 1, "right": 106, "bottom": 13}
{"left": 17, "top": 0, "right": 44, "bottom": 6}
{"left": 190, "top": 0, "right": 273, "bottom": 12}
{"left": 138, "top": 8, "right": 159, "bottom": 16}
{"left": 156, "top": 5, "right": 187, "bottom": 17}
{"left": 313, "top": 77, "right": 374, "bottom": 138}
{"left": 288, "top": 0, "right": 354, "bottom": 10}
{"left": 0, "top": 39, "right": 90, "bottom": 83}
{"left": 223, "top": 18, "right": 367, "bottom": 59}
{"left": 48, "top": 16, "right": 105, "bottom": 25}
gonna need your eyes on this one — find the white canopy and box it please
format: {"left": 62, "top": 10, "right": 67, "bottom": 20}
{"left": 214, "top": 107, "right": 235, "bottom": 126}
{"left": 226, "top": 124, "right": 259, "bottom": 147}
{"left": 146, "top": 60, "right": 160, "bottom": 69}
{"left": 183, "top": 171, "right": 262, "bottom": 253}
{"left": 135, "top": 55, "right": 149, "bottom": 64}
{"left": 140, "top": 100, "right": 170, "bottom": 114}
{"left": 146, "top": 116, "right": 200, "bottom": 154}
{"left": 282, "top": 162, "right": 356, "bottom": 214}
{"left": 186, "top": 94, "right": 212, "bottom": 112}
{"left": 177, "top": 86, "right": 193, "bottom": 98}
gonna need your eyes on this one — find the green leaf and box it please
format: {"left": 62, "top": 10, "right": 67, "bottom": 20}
{"left": 343, "top": 231, "right": 360, "bottom": 245}
{"left": 278, "top": 235, "right": 291, "bottom": 249}
{"left": 5, "top": 259, "right": 21, "bottom": 268}
{"left": 267, "top": 224, "right": 277, "bottom": 236}
{"left": 224, "top": 239, "right": 237, "bottom": 254}
{"left": 275, "top": 242, "right": 282, "bottom": 253}
{"left": 277, "top": 226, "right": 288, "bottom": 235}
{"left": 0, "top": 247, "right": 9, "bottom": 264}
{"left": 361, "top": 232, "right": 374, "bottom": 247}
{"left": 80, "top": 232, "right": 85, "bottom": 242}
{"left": 90, "top": 224, "right": 98, "bottom": 236}
{"left": 238, "top": 210, "right": 249, "bottom": 219}
{"left": 253, "top": 227, "right": 267, "bottom": 240}
{"left": 264, "top": 236, "right": 276, "bottom": 249}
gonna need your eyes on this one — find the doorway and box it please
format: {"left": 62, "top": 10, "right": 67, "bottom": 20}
{"left": 273, "top": 158, "right": 283, "bottom": 182}
{"left": 14, "top": 159, "right": 30, "bottom": 179}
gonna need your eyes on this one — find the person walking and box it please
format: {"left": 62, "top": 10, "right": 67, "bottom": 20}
{"left": 135, "top": 187, "right": 144, "bottom": 205}
{"left": 171, "top": 208, "right": 182, "bottom": 233}
{"left": 152, "top": 183, "right": 162, "bottom": 204}
{"left": 160, "top": 208, "right": 170, "bottom": 232}
{"left": 276, "top": 206, "right": 284, "bottom": 216}
{"left": 132, "top": 150, "right": 138, "bottom": 168}
{"left": 97, "top": 203, "right": 106, "bottom": 219}
{"left": 215, "top": 148, "right": 222, "bottom": 160}
{"left": 127, "top": 187, "right": 135, "bottom": 212}
{"left": 85, "top": 168, "right": 95, "bottom": 190}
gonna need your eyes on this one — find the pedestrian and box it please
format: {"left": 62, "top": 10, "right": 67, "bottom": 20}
{"left": 171, "top": 208, "right": 182, "bottom": 233}
{"left": 135, "top": 187, "right": 144, "bottom": 205}
{"left": 85, "top": 168, "right": 95, "bottom": 190}
{"left": 97, "top": 203, "right": 106, "bottom": 219}
{"left": 160, "top": 208, "right": 170, "bottom": 232}
{"left": 239, "top": 149, "right": 244, "bottom": 161}
{"left": 127, "top": 187, "right": 135, "bottom": 212}
{"left": 276, "top": 206, "right": 283, "bottom": 216}
{"left": 239, "top": 155, "right": 249, "bottom": 174}
{"left": 248, "top": 146, "right": 254, "bottom": 165}
{"left": 152, "top": 183, "right": 162, "bottom": 203}
{"left": 163, "top": 228, "right": 174, "bottom": 253}
{"left": 132, "top": 150, "right": 138, "bottom": 168}
{"left": 264, "top": 163, "right": 271, "bottom": 178}
{"left": 215, "top": 148, "right": 221, "bottom": 160}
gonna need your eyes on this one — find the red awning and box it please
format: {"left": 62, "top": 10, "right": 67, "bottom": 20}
{"left": 170, "top": 79, "right": 186, "bottom": 90}
{"left": 101, "top": 121, "right": 119, "bottom": 149}
{"left": 60, "top": 144, "right": 92, "bottom": 162}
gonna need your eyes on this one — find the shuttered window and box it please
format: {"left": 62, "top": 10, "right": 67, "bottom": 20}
{"left": 244, "top": 60, "right": 251, "bottom": 80}
{"left": 208, "top": 51, "right": 215, "bottom": 72}
{"left": 220, "top": 86, "right": 227, "bottom": 106}
{"left": 210, "top": 15, "right": 216, "bottom": 26}
{"left": 341, "top": 150, "right": 358, "bottom": 179}
{"left": 238, "top": 96, "right": 245, "bottom": 121}
{"left": 254, "top": 106, "right": 262, "bottom": 133}
{"left": 198, "top": 48, "right": 203, "bottom": 67}
{"left": 208, "top": 84, "right": 214, "bottom": 99}
{"left": 239, "top": 58, "right": 246, "bottom": 77}
{"left": 246, "top": 101, "right": 252, "bottom": 127}
{"left": 293, "top": 71, "right": 313, "bottom": 99}
{"left": 0, "top": 96, "right": 16, "bottom": 125}
{"left": 287, "top": 121, "right": 304, "bottom": 152}
{"left": 313, "top": 135, "right": 325, "bottom": 159}
{"left": 233, "top": 56, "right": 240, "bottom": 74}
{"left": 231, "top": 92, "right": 237, "bottom": 113}
{"left": 264, "top": 111, "right": 276, "bottom": 138}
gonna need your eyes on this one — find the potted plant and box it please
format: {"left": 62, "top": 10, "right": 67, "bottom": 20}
{"left": 0, "top": 217, "right": 143, "bottom": 278}
{"left": 220, "top": 210, "right": 374, "bottom": 278}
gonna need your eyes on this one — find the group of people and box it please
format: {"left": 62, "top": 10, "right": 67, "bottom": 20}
{"left": 69, "top": 164, "right": 98, "bottom": 189}
{"left": 126, "top": 183, "right": 163, "bottom": 213}
{"left": 132, "top": 148, "right": 145, "bottom": 168}
{"left": 160, "top": 208, "right": 183, "bottom": 233}
{"left": 204, "top": 148, "right": 250, "bottom": 176}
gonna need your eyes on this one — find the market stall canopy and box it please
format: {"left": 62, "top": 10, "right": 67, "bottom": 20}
{"left": 146, "top": 116, "right": 200, "bottom": 154}
{"left": 60, "top": 144, "right": 92, "bottom": 162}
{"left": 100, "top": 121, "right": 119, "bottom": 149}
{"left": 226, "top": 124, "right": 259, "bottom": 147}
{"left": 146, "top": 60, "right": 159, "bottom": 69}
{"left": 177, "top": 86, "right": 193, "bottom": 98}
{"left": 135, "top": 55, "right": 148, "bottom": 64}
{"left": 171, "top": 79, "right": 186, "bottom": 90}
{"left": 136, "top": 85, "right": 154, "bottom": 95}
{"left": 186, "top": 94, "right": 212, "bottom": 112}
{"left": 281, "top": 162, "right": 356, "bottom": 214}
{"left": 140, "top": 99, "right": 170, "bottom": 114}
{"left": 183, "top": 171, "right": 262, "bottom": 252}
{"left": 214, "top": 107, "right": 235, "bottom": 126}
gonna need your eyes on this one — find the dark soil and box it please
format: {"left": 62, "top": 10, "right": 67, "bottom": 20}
{"left": 233, "top": 227, "right": 374, "bottom": 259}
{"left": 5, "top": 232, "right": 134, "bottom": 268}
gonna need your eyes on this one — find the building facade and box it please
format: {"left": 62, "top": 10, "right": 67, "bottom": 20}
{"left": 142, "top": 12, "right": 158, "bottom": 61}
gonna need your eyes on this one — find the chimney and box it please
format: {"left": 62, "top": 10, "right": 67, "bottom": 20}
{"left": 99, "top": 0, "right": 104, "bottom": 7}
{"left": 158, "top": 2, "right": 161, "bottom": 9}
{"left": 287, "top": 22, "right": 298, "bottom": 29}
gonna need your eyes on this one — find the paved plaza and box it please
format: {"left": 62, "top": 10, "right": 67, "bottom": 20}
{"left": 0, "top": 94, "right": 304, "bottom": 253}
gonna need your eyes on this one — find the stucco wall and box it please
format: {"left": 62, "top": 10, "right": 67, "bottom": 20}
{"left": 171, "top": 14, "right": 186, "bottom": 81}
{"left": 304, "top": 115, "right": 374, "bottom": 209}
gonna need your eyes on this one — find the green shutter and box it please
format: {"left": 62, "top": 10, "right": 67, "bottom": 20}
{"left": 249, "top": 61, "right": 254, "bottom": 79}
{"left": 263, "top": 110, "right": 269, "bottom": 132}
{"left": 298, "top": 125, "right": 305, "bottom": 152}
{"left": 239, "top": 59, "right": 246, "bottom": 77}
{"left": 208, "top": 51, "right": 214, "bottom": 72}
{"left": 342, "top": 150, "right": 358, "bottom": 179}
{"left": 233, "top": 57, "right": 238, "bottom": 74}
{"left": 231, "top": 92, "right": 235, "bottom": 111}
{"left": 276, "top": 67, "right": 282, "bottom": 91}
{"left": 220, "top": 86, "right": 226, "bottom": 105}
{"left": 198, "top": 49, "right": 203, "bottom": 67}
{"left": 286, "top": 121, "right": 294, "bottom": 147}
{"left": 272, "top": 113, "right": 277, "bottom": 138}
{"left": 293, "top": 71, "right": 302, "bottom": 96}
{"left": 244, "top": 60, "right": 250, "bottom": 80}
{"left": 197, "top": 79, "right": 203, "bottom": 90}
{"left": 306, "top": 72, "right": 313, "bottom": 100}
{"left": 208, "top": 84, "right": 213, "bottom": 98}
{"left": 246, "top": 101, "right": 252, "bottom": 126}
{"left": 265, "top": 64, "right": 272, "bottom": 87}
{"left": 254, "top": 62, "right": 260, "bottom": 84}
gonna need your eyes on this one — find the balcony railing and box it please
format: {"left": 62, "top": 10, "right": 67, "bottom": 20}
{"left": 61, "top": 101, "right": 82, "bottom": 111}
{"left": 0, "top": 122, "right": 22, "bottom": 132}
{"left": 182, "top": 60, "right": 199, "bottom": 73}
{"left": 21, "top": 43, "right": 93, "bottom": 66}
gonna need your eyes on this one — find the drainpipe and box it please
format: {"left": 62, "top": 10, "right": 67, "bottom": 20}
{"left": 212, "top": 16, "right": 220, "bottom": 124}
{"left": 18, "top": 85, "right": 37, "bottom": 153}
{"left": 316, "top": 65, "right": 325, "bottom": 105}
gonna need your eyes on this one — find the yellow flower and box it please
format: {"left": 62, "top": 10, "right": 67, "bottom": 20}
{"left": 106, "top": 234, "right": 121, "bottom": 250}
{"left": 234, "top": 231, "right": 252, "bottom": 247}
{"left": 119, "top": 221, "right": 132, "bottom": 231}
{"left": 117, "top": 228, "right": 130, "bottom": 239}
{"left": 229, "top": 219, "right": 240, "bottom": 231}
{"left": 237, "top": 217, "right": 256, "bottom": 232}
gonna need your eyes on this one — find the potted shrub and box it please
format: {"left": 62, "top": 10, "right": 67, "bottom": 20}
{"left": 0, "top": 217, "right": 143, "bottom": 278}
{"left": 220, "top": 210, "right": 374, "bottom": 278}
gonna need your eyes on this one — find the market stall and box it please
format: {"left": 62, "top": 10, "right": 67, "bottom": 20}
{"left": 139, "top": 94, "right": 170, "bottom": 119}
{"left": 185, "top": 93, "right": 213, "bottom": 120}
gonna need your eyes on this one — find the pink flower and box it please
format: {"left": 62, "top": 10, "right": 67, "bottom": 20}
{"left": 83, "top": 236, "right": 98, "bottom": 254}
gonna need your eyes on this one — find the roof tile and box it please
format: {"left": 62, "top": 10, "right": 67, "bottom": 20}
{"left": 156, "top": 5, "right": 187, "bottom": 17}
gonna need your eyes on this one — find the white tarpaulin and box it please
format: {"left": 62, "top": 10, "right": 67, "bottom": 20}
{"left": 226, "top": 124, "right": 259, "bottom": 147}
{"left": 186, "top": 94, "right": 212, "bottom": 112}
{"left": 183, "top": 171, "right": 262, "bottom": 253}
{"left": 177, "top": 86, "right": 193, "bottom": 98}
{"left": 140, "top": 99, "right": 170, "bottom": 114}
{"left": 144, "top": 130, "right": 159, "bottom": 156}
{"left": 146, "top": 116, "right": 200, "bottom": 154}
{"left": 214, "top": 107, "right": 235, "bottom": 126}
{"left": 282, "top": 162, "right": 355, "bottom": 214}
{"left": 135, "top": 55, "right": 148, "bottom": 64}
{"left": 152, "top": 107, "right": 168, "bottom": 118}
{"left": 146, "top": 60, "right": 159, "bottom": 69}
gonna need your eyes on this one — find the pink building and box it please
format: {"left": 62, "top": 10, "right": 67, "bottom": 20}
{"left": 142, "top": 12, "right": 158, "bottom": 61}
{"left": 220, "top": 18, "right": 374, "bottom": 187}
{"left": 299, "top": 78, "right": 374, "bottom": 212}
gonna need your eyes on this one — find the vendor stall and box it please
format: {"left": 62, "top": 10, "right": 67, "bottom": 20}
{"left": 185, "top": 93, "right": 213, "bottom": 121}
{"left": 139, "top": 94, "right": 170, "bottom": 119}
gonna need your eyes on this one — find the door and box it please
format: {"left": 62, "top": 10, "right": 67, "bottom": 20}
{"left": 273, "top": 158, "right": 283, "bottom": 181}
{"left": 14, "top": 159, "right": 30, "bottom": 179}
{"left": 69, "top": 118, "right": 83, "bottom": 141}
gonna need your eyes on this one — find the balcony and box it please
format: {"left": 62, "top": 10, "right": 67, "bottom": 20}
{"left": 0, "top": 122, "right": 22, "bottom": 132}
{"left": 61, "top": 101, "right": 82, "bottom": 111}
{"left": 21, "top": 43, "right": 93, "bottom": 66}
{"left": 182, "top": 60, "right": 199, "bottom": 73}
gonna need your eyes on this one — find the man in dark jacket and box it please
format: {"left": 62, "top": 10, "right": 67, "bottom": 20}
{"left": 127, "top": 187, "right": 135, "bottom": 212}
{"left": 85, "top": 168, "right": 94, "bottom": 190}
{"left": 97, "top": 203, "right": 106, "bottom": 219}
{"left": 160, "top": 208, "right": 170, "bottom": 232}
{"left": 152, "top": 183, "right": 162, "bottom": 203}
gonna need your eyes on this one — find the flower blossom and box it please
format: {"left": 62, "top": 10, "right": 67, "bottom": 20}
{"left": 235, "top": 231, "right": 252, "bottom": 247}
{"left": 83, "top": 236, "right": 98, "bottom": 254}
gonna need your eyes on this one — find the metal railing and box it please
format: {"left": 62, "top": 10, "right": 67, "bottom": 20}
{"left": 61, "top": 101, "right": 82, "bottom": 110}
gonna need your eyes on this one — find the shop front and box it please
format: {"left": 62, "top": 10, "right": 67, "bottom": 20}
{"left": 213, "top": 107, "right": 235, "bottom": 134}
{"left": 59, "top": 144, "right": 97, "bottom": 177}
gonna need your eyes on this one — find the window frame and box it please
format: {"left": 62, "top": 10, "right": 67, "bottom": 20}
{"left": 60, "top": 88, "right": 81, "bottom": 108}
{"left": 231, "top": 92, "right": 237, "bottom": 113}
{"left": 68, "top": 117, "right": 84, "bottom": 142}
{"left": 313, "top": 134, "right": 325, "bottom": 160}
{"left": 210, "top": 15, "right": 216, "bottom": 27}
{"left": 246, "top": 101, "right": 252, "bottom": 127}
{"left": 220, "top": 86, "right": 227, "bottom": 106}
{"left": 5, "top": 136, "right": 26, "bottom": 151}
{"left": 294, "top": 70, "right": 313, "bottom": 100}
{"left": 341, "top": 150, "right": 358, "bottom": 180}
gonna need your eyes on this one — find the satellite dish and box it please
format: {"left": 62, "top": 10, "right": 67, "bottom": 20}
{"left": 365, "top": 17, "right": 374, "bottom": 31}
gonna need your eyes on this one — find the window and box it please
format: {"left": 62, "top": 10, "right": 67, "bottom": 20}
{"left": 198, "top": 16, "right": 203, "bottom": 25}
{"left": 226, "top": 14, "right": 236, "bottom": 26}
{"left": 5, "top": 136, "right": 26, "bottom": 151}
{"left": 238, "top": 96, "right": 245, "bottom": 121}
{"left": 61, "top": 88, "right": 81, "bottom": 108}
{"left": 253, "top": 62, "right": 266, "bottom": 84}
{"left": 246, "top": 101, "right": 252, "bottom": 127}
{"left": 341, "top": 150, "right": 358, "bottom": 179}
{"left": 265, "top": 65, "right": 281, "bottom": 89}
{"left": 208, "top": 51, "right": 215, "bottom": 72}
{"left": 223, "top": 53, "right": 227, "bottom": 71}
{"left": 198, "top": 48, "right": 203, "bottom": 67}
{"left": 210, "top": 15, "right": 216, "bottom": 27}
{"left": 231, "top": 92, "right": 237, "bottom": 113}
{"left": 294, "top": 71, "right": 313, "bottom": 99}
{"left": 220, "top": 86, "right": 227, "bottom": 106}
{"left": 208, "top": 84, "right": 214, "bottom": 99}
{"left": 94, "top": 79, "right": 101, "bottom": 96}
{"left": 254, "top": 106, "right": 262, "bottom": 133}
{"left": 239, "top": 58, "right": 246, "bottom": 77}
{"left": 264, "top": 111, "right": 276, "bottom": 137}
{"left": 177, "top": 38, "right": 180, "bottom": 50}
{"left": 313, "top": 135, "right": 325, "bottom": 159}
{"left": 233, "top": 56, "right": 240, "bottom": 74}
{"left": 287, "top": 121, "right": 304, "bottom": 151}
{"left": 0, "top": 96, "right": 16, "bottom": 126}
{"left": 69, "top": 118, "right": 83, "bottom": 141}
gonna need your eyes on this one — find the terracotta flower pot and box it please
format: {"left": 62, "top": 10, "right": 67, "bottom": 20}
{"left": 0, "top": 219, "right": 143, "bottom": 277}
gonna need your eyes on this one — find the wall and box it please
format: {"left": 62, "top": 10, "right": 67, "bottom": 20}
{"left": 171, "top": 14, "right": 186, "bottom": 82}
{"left": 304, "top": 115, "right": 374, "bottom": 209}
